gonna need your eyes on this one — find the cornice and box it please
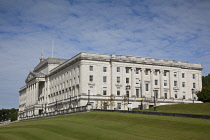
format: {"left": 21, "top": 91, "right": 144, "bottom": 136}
{"left": 47, "top": 52, "right": 202, "bottom": 77}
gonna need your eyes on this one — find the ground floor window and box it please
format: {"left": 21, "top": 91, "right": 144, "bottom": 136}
{"left": 164, "top": 93, "right": 167, "bottom": 99}
{"left": 136, "top": 89, "right": 140, "bottom": 98}
{"left": 117, "top": 103, "right": 121, "bottom": 109}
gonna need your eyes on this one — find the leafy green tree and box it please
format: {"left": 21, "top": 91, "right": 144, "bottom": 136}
{"left": 0, "top": 108, "right": 18, "bottom": 122}
{"left": 202, "top": 74, "right": 210, "bottom": 87}
{"left": 197, "top": 86, "right": 210, "bottom": 102}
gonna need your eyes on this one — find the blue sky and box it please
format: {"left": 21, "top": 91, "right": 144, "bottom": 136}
{"left": 0, "top": 0, "right": 210, "bottom": 109}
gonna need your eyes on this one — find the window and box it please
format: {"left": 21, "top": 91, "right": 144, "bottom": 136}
{"left": 154, "top": 71, "right": 158, "bottom": 76}
{"left": 145, "top": 70, "right": 148, "bottom": 75}
{"left": 136, "top": 78, "right": 140, "bottom": 84}
{"left": 136, "top": 69, "right": 139, "bottom": 74}
{"left": 117, "top": 67, "right": 120, "bottom": 72}
{"left": 182, "top": 82, "right": 185, "bottom": 87}
{"left": 103, "top": 67, "right": 107, "bottom": 72}
{"left": 146, "top": 84, "right": 149, "bottom": 91}
{"left": 193, "top": 74, "right": 195, "bottom": 79}
{"left": 164, "top": 93, "right": 167, "bottom": 99}
{"left": 117, "top": 103, "right": 121, "bottom": 109}
{"left": 164, "top": 80, "right": 167, "bottom": 86}
{"left": 117, "top": 90, "right": 120, "bottom": 96}
{"left": 89, "top": 75, "right": 93, "bottom": 82}
{"left": 174, "top": 81, "right": 177, "bottom": 86}
{"left": 136, "top": 89, "right": 140, "bottom": 98}
{"left": 183, "top": 92, "right": 186, "bottom": 99}
{"left": 175, "top": 91, "right": 178, "bottom": 99}
{"left": 164, "top": 71, "right": 167, "bottom": 76}
{"left": 126, "top": 91, "right": 129, "bottom": 97}
{"left": 155, "top": 80, "right": 158, "bottom": 85}
{"left": 193, "top": 83, "right": 196, "bottom": 88}
{"left": 174, "top": 72, "right": 177, "bottom": 77}
{"left": 103, "top": 76, "right": 107, "bottom": 82}
{"left": 103, "top": 90, "right": 107, "bottom": 95}
{"left": 126, "top": 78, "right": 129, "bottom": 84}
{"left": 182, "top": 73, "right": 185, "bottom": 78}
{"left": 154, "top": 90, "right": 158, "bottom": 98}
{"left": 126, "top": 68, "right": 129, "bottom": 73}
{"left": 117, "top": 77, "right": 120, "bottom": 83}
{"left": 89, "top": 66, "right": 93, "bottom": 71}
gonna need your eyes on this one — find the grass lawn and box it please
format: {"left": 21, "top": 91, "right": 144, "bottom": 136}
{"left": 1, "top": 112, "right": 210, "bottom": 140}
{"left": 146, "top": 103, "right": 210, "bottom": 115}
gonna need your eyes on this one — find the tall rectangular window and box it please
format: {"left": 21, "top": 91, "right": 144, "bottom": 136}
{"left": 182, "top": 73, "right": 185, "bottom": 78}
{"left": 117, "top": 77, "right": 120, "bottom": 83}
{"left": 103, "top": 76, "right": 107, "bottom": 82}
{"left": 126, "top": 78, "right": 129, "bottom": 84}
{"left": 145, "top": 70, "right": 148, "bottom": 75}
{"left": 136, "top": 89, "right": 140, "bottom": 98}
{"left": 126, "top": 91, "right": 129, "bottom": 97}
{"left": 117, "top": 67, "right": 120, "bottom": 72}
{"left": 103, "top": 67, "right": 107, "bottom": 72}
{"left": 193, "top": 83, "right": 196, "bottom": 88}
{"left": 164, "top": 71, "right": 167, "bottom": 76}
{"left": 155, "top": 90, "right": 158, "bottom": 98}
{"left": 103, "top": 90, "right": 107, "bottom": 95}
{"left": 175, "top": 91, "right": 178, "bottom": 99}
{"left": 89, "top": 66, "right": 93, "bottom": 71}
{"left": 154, "top": 71, "right": 158, "bottom": 76}
{"left": 126, "top": 68, "right": 129, "bottom": 73}
{"left": 182, "top": 82, "right": 185, "bottom": 87}
{"left": 89, "top": 75, "right": 93, "bottom": 82}
{"left": 174, "top": 81, "right": 177, "bottom": 86}
{"left": 155, "top": 80, "right": 158, "bottom": 85}
{"left": 164, "top": 93, "right": 167, "bottom": 99}
{"left": 174, "top": 72, "right": 177, "bottom": 77}
{"left": 164, "top": 80, "right": 167, "bottom": 86}
{"left": 136, "top": 78, "right": 140, "bottom": 84}
{"left": 136, "top": 69, "right": 139, "bottom": 74}
{"left": 117, "top": 90, "right": 120, "bottom": 96}
{"left": 193, "top": 74, "right": 195, "bottom": 79}
{"left": 183, "top": 92, "right": 186, "bottom": 99}
{"left": 146, "top": 84, "right": 149, "bottom": 91}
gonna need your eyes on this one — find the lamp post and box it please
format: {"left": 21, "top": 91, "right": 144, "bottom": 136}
{"left": 56, "top": 99, "right": 58, "bottom": 111}
{"left": 192, "top": 88, "right": 195, "bottom": 103}
{"left": 87, "top": 90, "right": 91, "bottom": 105}
{"left": 126, "top": 85, "right": 130, "bottom": 111}
{"left": 139, "top": 80, "right": 143, "bottom": 110}
{"left": 69, "top": 95, "right": 71, "bottom": 109}
{"left": 153, "top": 90, "right": 156, "bottom": 111}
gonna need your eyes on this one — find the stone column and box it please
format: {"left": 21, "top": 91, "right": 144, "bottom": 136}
{"left": 141, "top": 68, "right": 145, "bottom": 97}
{"left": 36, "top": 82, "right": 39, "bottom": 104}
{"left": 131, "top": 67, "right": 135, "bottom": 97}
{"left": 169, "top": 70, "right": 173, "bottom": 99}
{"left": 26, "top": 86, "right": 29, "bottom": 106}
{"left": 178, "top": 71, "right": 182, "bottom": 99}
{"left": 32, "top": 84, "right": 35, "bottom": 105}
{"left": 150, "top": 69, "right": 154, "bottom": 97}
{"left": 159, "top": 70, "right": 164, "bottom": 98}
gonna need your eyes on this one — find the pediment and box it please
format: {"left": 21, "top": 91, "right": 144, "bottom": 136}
{"left": 25, "top": 72, "right": 35, "bottom": 83}
{"left": 25, "top": 71, "right": 45, "bottom": 83}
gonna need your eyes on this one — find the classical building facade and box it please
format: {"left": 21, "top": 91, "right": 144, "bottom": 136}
{"left": 19, "top": 52, "right": 202, "bottom": 119}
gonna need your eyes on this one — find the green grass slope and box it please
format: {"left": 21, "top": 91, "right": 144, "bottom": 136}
{"left": 147, "top": 103, "right": 210, "bottom": 115}
{"left": 1, "top": 112, "right": 210, "bottom": 140}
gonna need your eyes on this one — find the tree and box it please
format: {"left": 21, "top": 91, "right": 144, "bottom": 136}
{"left": 202, "top": 74, "right": 210, "bottom": 87}
{"left": 197, "top": 86, "right": 210, "bottom": 102}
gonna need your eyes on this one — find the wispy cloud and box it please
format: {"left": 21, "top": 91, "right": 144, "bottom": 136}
{"left": 0, "top": 0, "right": 210, "bottom": 108}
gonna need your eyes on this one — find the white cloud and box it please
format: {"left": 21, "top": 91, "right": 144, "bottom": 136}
{"left": 0, "top": 0, "right": 210, "bottom": 108}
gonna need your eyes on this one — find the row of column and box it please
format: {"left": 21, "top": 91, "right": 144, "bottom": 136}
{"left": 26, "top": 82, "right": 39, "bottom": 106}
{"left": 129, "top": 68, "right": 174, "bottom": 99}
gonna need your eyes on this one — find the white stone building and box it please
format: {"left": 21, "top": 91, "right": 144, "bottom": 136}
{"left": 19, "top": 52, "right": 202, "bottom": 119}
